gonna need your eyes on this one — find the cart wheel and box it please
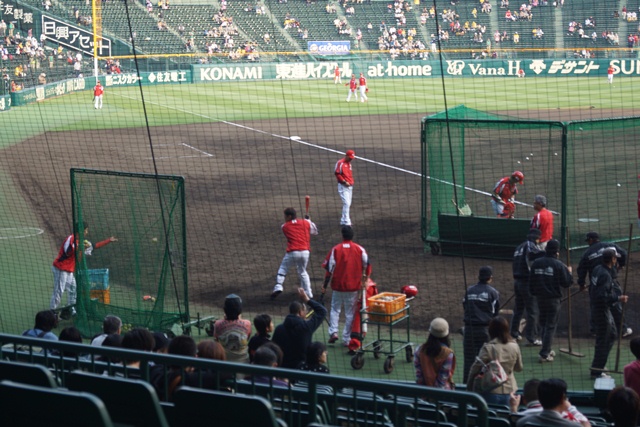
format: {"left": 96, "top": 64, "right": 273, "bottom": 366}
{"left": 373, "top": 341, "right": 382, "bottom": 359}
{"left": 405, "top": 345, "right": 413, "bottom": 363}
{"left": 383, "top": 356, "right": 395, "bottom": 374}
{"left": 430, "top": 243, "right": 440, "bottom": 255}
{"left": 351, "top": 352, "right": 365, "bottom": 370}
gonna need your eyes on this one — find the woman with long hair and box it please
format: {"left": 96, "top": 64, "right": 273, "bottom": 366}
{"left": 414, "top": 318, "right": 456, "bottom": 389}
{"left": 467, "top": 316, "right": 523, "bottom": 406}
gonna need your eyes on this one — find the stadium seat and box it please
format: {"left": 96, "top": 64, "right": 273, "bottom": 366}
{"left": 0, "top": 379, "right": 114, "bottom": 427}
{"left": 66, "top": 370, "right": 170, "bottom": 427}
{"left": 0, "top": 359, "right": 59, "bottom": 388}
{"left": 173, "top": 386, "right": 286, "bottom": 427}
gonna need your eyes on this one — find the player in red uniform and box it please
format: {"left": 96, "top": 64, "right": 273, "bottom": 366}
{"left": 346, "top": 74, "right": 358, "bottom": 102}
{"left": 491, "top": 171, "right": 524, "bottom": 218}
{"left": 271, "top": 207, "right": 318, "bottom": 300}
{"left": 93, "top": 80, "right": 104, "bottom": 109}
{"left": 50, "top": 222, "right": 117, "bottom": 313}
{"left": 334, "top": 65, "right": 342, "bottom": 84}
{"left": 607, "top": 65, "right": 614, "bottom": 84}
{"left": 321, "top": 226, "right": 371, "bottom": 347}
{"left": 530, "top": 194, "right": 553, "bottom": 250}
{"left": 335, "top": 150, "right": 355, "bottom": 226}
{"left": 358, "top": 72, "right": 368, "bottom": 103}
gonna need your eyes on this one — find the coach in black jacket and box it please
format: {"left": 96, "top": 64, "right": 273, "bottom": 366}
{"left": 272, "top": 288, "right": 327, "bottom": 369}
{"left": 511, "top": 228, "right": 544, "bottom": 344}
{"left": 589, "top": 248, "right": 629, "bottom": 377}
{"left": 529, "top": 239, "right": 573, "bottom": 363}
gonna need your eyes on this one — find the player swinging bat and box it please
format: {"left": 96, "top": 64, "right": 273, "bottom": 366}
{"left": 270, "top": 198, "right": 318, "bottom": 300}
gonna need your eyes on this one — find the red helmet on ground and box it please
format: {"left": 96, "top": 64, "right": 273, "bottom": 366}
{"left": 401, "top": 285, "right": 418, "bottom": 297}
{"left": 511, "top": 171, "right": 524, "bottom": 184}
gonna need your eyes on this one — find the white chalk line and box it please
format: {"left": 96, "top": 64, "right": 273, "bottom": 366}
{"left": 114, "top": 93, "right": 552, "bottom": 213}
{"left": 0, "top": 227, "right": 44, "bottom": 239}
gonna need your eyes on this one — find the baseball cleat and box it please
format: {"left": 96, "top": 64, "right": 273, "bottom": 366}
{"left": 328, "top": 333, "right": 338, "bottom": 344}
{"left": 270, "top": 290, "right": 282, "bottom": 300}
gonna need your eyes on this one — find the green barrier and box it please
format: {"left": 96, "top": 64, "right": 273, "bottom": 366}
{"left": 0, "top": 95, "right": 11, "bottom": 111}
{"left": 10, "top": 71, "right": 192, "bottom": 107}
{"left": 192, "top": 58, "right": 640, "bottom": 81}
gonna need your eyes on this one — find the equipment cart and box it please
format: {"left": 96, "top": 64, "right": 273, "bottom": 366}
{"left": 350, "top": 292, "right": 413, "bottom": 374}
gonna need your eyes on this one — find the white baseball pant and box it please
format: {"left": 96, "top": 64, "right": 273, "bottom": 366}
{"left": 272, "top": 250, "right": 312, "bottom": 297}
{"left": 50, "top": 266, "right": 77, "bottom": 309}
{"left": 359, "top": 86, "right": 368, "bottom": 102}
{"left": 346, "top": 89, "right": 357, "bottom": 102}
{"left": 329, "top": 290, "right": 359, "bottom": 345}
{"left": 338, "top": 183, "right": 353, "bottom": 225}
{"left": 94, "top": 94, "right": 103, "bottom": 109}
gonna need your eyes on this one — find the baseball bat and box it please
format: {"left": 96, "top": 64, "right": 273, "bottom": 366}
{"left": 305, "top": 195, "right": 310, "bottom": 217}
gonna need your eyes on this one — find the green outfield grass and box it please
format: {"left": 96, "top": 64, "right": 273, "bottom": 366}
{"left": 1, "top": 76, "right": 636, "bottom": 147}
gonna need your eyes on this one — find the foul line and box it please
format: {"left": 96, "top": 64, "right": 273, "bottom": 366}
{"left": 114, "top": 93, "right": 557, "bottom": 214}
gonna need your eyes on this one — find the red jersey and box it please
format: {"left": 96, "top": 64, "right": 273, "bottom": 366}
{"left": 282, "top": 218, "right": 317, "bottom": 252}
{"left": 492, "top": 176, "right": 517, "bottom": 202}
{"left": 53, "top": 234, "right": 77, "bottom": 273}
{"left": 322, "top": 240, "right": 371, "bottom": 292}
{"left": 359, "top": 76, "right": 367, "bottom": 87}
{"left": 531, "top": 208, "right": 554, "bottom": 242}
{"left": 348, "top": 78, "right": 357, "bottom": 91}
{"left": 335, "top": 158, "right": 354, "bottom": 185}
{"left": 334, "top": 66, "right": 340, "bottom": 76}
{"left": 94, "top": 84, "right": 104, "bottom": 96}
{"left": 53, "top": 234, "right": 112, "bottom": 272}
{"left": 608, "top": 66, "right": 614, "bottom": 75}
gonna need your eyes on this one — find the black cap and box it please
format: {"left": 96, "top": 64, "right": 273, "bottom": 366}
{"left": 585, "top": 231, "right": 599, "bottom": 242}
{"left": 603, "top": 248, "right": 621, "bottom": 261}
{"left": 479, "top": 266, "right": 493, "bottom": 282}
{"left": 545, "top": 239, "right": 560, "bottom": 254}
{"left": 527, "top": 228, "right": 542, "bottom": 240}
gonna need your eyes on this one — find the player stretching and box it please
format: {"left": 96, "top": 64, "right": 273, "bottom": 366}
{"left": 335, "top": 150, "right": 355, "bottom": 226}
{"left": 271, "top": 207, "right": 318, "bottom": 300}
{"left": 94, "top": 80, "right": 104, "bottom": 109}
{"left": 346, "top": 74, "right": 358, "bottom": 102}
{"left": 491, "top": 171, "right": 524, "bottom": 218}
{"left": 334, "top": 65, "right": 342, "bottom": 84}
{"left": 358, "top": 73, "right": 368, "bottom": 103}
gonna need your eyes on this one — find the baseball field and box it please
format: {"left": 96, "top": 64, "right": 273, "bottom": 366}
{"left": 1, "top": 74, "right": 639, "bottom": 387}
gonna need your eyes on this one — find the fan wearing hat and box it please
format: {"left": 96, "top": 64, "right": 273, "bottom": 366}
{"left": 334, "top": 150, "right": 356, "bottom": 226}
{"left": 577, "top": 232, "right": 631, "bottom": 338}
{"left": 511, "top": 229, "right": 544, "bottom": 345}
{"left": 490, "top": 171, "right": 524, "bottom": 218}
{"left": 528, "top": 239, "right": 573, "bottom": 363}
{"left": 530, "top": 195, "right": 553, "bottom": 250}
{"left": 212, "top": 294, "right": 252, "bottom": 364}
{"left": 462, "top": 266, "right": 500, "bottom": 383}
{"left": 414, "top": 318, "right": 456, "bottom": 389}
{"left": 589, "top": 248, "right": 629, "bottom": 378}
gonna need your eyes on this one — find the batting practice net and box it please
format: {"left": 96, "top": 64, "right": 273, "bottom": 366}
{"left": 422, "top": 105, "right": 640, "bottom": 259}
{"left": 71, "top": 169, "right": 188, "bottom": 337}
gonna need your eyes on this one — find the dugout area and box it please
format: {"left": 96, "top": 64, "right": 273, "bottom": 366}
{"left": 421, "top": 105, "right": 640, "bottom": 259}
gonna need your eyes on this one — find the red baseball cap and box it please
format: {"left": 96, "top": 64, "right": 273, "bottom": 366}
{"left": 346, "top": 150, "right": 355, "bottom": 159}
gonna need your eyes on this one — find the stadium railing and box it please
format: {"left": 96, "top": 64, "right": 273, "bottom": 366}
{"left": 0, "top": 333, "right": 489, "bottom": 427}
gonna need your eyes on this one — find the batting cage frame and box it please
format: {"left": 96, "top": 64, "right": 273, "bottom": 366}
{"left": 421, "top": 105, "right": 640, "bottom": 260}
{"left": 71, "top": 168, "right": 189, "bottom": 337}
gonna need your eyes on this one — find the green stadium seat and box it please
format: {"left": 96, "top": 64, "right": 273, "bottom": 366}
{"left": 173, "top": 386, "right": 286, "bottom": 427}
{"left": 0, "top": 359, "right": 59, "bottom": 388}
{"left": 66, "top": 370, "right": 170, "bottom": 427}
{"left": 0, "top": 379, "right": 114, "bottom": 427}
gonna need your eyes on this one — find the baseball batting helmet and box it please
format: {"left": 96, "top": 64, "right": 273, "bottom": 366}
{"left": 511, "top": 171, "right": 524, "bottom": 184}
{"left": 401, "top": 285, "right": 418, "bottom": 298}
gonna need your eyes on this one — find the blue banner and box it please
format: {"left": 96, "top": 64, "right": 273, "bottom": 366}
{"left": 307, "top": 41, "right": 350, "bottom": 56}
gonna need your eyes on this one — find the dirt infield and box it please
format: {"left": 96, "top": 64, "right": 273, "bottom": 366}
{"left": 4, "top": 108, "right": 638, "bottom": 334}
